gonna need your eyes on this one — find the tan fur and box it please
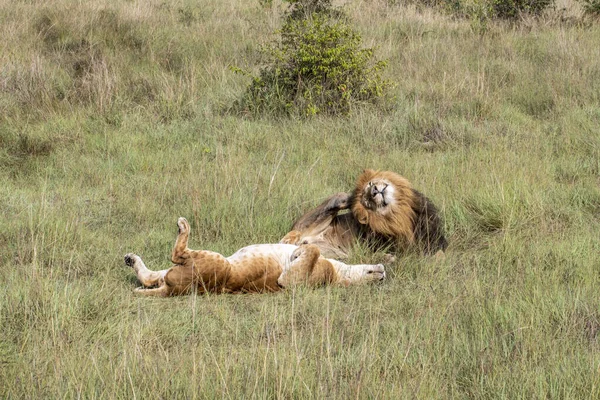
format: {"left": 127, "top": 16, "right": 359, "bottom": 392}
{"left": 125, "top": 217, "right": 385, "bottom": 297}
{"left": 282, "top": 169, "right": 447, "bottom": 258}
{"left": 277, "top": 245, "right": 337, "bottom": 288}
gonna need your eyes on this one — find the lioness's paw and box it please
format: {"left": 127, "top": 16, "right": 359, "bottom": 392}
{"left": 177, "top": 217, "right": 189, "bottom": 234}
{"left": 124, "top": 253, "right": 138, "bottom": 267}
{"left": 290, "top": 244, "right": 320, "bottom": 262}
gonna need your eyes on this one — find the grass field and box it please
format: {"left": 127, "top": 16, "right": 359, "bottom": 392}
{"left": 1, "top": 0, "right": 600, "bottom": 397}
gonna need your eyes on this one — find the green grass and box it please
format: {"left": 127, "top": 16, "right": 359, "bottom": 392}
{"left": 1, "top": 0, "right": 600, "bottom": 397}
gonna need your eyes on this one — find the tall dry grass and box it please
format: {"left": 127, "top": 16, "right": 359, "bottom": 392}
{"left": 1, "top": 0, "right": 600, "bottom": 397}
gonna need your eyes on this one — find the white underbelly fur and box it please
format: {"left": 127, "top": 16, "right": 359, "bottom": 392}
{"left": 226, "top": 243, "right": 299, "bottom": 272}
{"left": 226, "top": 243, "right": 377, "bottom": 280}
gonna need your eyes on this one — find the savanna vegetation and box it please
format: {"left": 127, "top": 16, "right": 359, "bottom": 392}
{"left": 1, "top": 0, "right": 599, "bottom": 397}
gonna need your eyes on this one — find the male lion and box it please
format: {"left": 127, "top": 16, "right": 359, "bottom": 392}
{"left": 124, "top": 217, "right": 385, "bottom": 297}
{"left": 281, "top": 169, "right": 447, "bottom": 259}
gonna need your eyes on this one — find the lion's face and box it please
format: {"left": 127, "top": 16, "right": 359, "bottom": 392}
{"left": 361, "top": 178, "right": 396, "bottom": 211}
{"left": 351, "top": 170, "right": 416, "bottom": 238}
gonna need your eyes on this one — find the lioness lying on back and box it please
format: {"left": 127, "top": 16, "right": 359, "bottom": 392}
{"left": 124, "top": 217, "right": 385, "bottom": 297}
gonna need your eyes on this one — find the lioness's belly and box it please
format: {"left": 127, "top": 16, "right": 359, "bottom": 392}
{"left": 226, "top": 243, "right": 298, "bottom": 271}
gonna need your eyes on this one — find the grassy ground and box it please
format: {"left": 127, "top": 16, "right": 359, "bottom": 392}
{"left": 1, "top": 0, "right": 600, "bottom": 397}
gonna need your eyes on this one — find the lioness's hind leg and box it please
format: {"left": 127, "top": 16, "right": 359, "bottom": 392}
{"left": 171, "top": 217, "right": 191, "bottom": 264}
{"left": 124, "top": 253, "right": 168, "bottom": 288}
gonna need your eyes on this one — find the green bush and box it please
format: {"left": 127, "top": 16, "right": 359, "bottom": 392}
{"left": 490, "top": 0, "right": 554, "bottom": 19}
{"left": 283, "top": 0, "right": 342, "bottom": 20}
{"left": 415, "top": 0, "right": 555, "bottom": 20}
{"left": 234, "top": 0, "right": 392, "bottom": 117}
{"left": 579, "top": 0, "right": 600, "bottom": 16}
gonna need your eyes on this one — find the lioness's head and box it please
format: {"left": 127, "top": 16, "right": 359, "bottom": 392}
{"left": 327, "top": 259, "right": 386, "bottom": 286}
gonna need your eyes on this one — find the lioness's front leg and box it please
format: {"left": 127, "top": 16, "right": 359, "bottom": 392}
{"left": 277, "top": 244, "right": 322, "bottom": 288}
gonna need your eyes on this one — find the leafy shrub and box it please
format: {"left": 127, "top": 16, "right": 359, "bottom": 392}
{"left": 413, "top": 0, "right": 555, "bottom": 20}
{"left": 490, "top": 0, "right": 554, "bottom": 19}
{"left": 282, "top": 0, "right": 343, "bottom": 20}
{"left": 234, "top": 0, "right": 392, "bottom": 117}
{"left": 579, "top": 0, "right": 600, "bottom": 16}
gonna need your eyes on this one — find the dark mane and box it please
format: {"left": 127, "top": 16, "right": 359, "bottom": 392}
{"left": 411, "top": 189, "right": 448, "bottom": 254}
